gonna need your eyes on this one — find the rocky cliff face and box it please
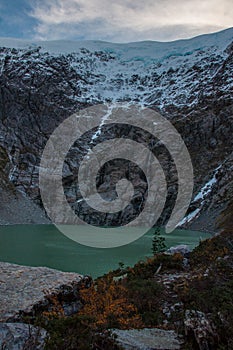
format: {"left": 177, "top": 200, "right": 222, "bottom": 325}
{"left": 0, "top": 28, "right": 232, "bottom": 229}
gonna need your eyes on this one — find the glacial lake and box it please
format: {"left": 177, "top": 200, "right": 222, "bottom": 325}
{"left": 0, "top": 225, "right": 211, "bottom": 278}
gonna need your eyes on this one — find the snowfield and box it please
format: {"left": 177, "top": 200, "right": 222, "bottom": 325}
{"left": 0, "top": 28, "right": 233, "bottom": 108}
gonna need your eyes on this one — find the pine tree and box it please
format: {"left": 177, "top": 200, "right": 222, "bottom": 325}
{"left": 152, "top": 227, "right": 167, "bottom": 255}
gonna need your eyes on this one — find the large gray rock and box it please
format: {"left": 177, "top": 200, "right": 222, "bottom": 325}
{"left": 113, "top": 328, "right": 182, "bottom": 350}
{"left": 0, "top": 262, "right": 91, "bottom": 322}
{"left": 166, "top": 244, "right": 191, "bottom": 256}
{"left": 0, "top": 322, "right": 46, "bottom": 350}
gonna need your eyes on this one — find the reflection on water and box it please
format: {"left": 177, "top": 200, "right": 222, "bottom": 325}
{"left": 0, "top": 225, "right": 211, "bottom": 278}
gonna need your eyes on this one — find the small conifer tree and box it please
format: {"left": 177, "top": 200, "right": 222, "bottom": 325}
{"left": 152, "top": 227, "right": 167, "bottom": 255}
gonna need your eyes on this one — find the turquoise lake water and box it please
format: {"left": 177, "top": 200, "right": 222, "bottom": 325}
{"left": 0, "top": 225, "right": 211, "bottom": 278}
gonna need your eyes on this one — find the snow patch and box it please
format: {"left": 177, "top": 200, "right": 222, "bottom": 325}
{"left": 178, "top": 208, "right": 201, "bottom": 226}
{"left": 177, "top": 164, "right": 222, "bottom": 227}
{"left": 193, "top": 165, "right": 221, "bottom": 202}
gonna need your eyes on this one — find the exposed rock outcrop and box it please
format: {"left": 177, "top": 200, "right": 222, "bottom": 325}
{"left": 0, "top": 322, "right": 46, "bottom": 350}
{"left": 166, "top": 244, "right": 190, "bottom": 256}
{"left": 113, "top": 328, "right": 182, "bottom": 350}
{"left": 0, "top": 262, "right": 91, "bottom": 322}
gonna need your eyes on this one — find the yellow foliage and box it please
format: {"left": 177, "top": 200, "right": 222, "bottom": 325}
{"left": 79, "top": 277, "right": 143, "bottom": 329}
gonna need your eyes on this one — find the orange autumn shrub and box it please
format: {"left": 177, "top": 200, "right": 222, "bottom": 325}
{"left": 79, "top": 276, "right": 143, "bottom": 329}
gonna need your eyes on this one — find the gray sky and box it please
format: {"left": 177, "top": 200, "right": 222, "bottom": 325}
{"left": 0, "top": 0, "right": 232, "bottom": 42}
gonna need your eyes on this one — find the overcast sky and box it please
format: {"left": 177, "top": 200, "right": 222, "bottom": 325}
{"left": 0, "top": 0, "right": 232, "bottom": 42}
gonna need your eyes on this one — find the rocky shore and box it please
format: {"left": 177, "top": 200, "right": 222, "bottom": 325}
{"left": 0, "top": 262, "right": 91, "bottom": 349}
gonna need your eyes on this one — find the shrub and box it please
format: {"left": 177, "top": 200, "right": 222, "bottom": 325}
{"left": 79, "top": 276, "right": 142, "bottom": 330}
{"left": 43, "top": 315, "right": 122, "bottom": 350}
{"left": 126, "top": 278, "right": 163, "bottom": 326}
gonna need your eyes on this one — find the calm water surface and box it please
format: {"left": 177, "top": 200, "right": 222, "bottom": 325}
{"left": 0, "top": 225, "right": 211, "bottom": 278}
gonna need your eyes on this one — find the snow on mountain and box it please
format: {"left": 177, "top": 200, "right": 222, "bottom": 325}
{"left": 0, "top": 27, "right": 232, "bottom": 134}
{"left": 0, "top": 27, "right": 233, "bottom": 228}
{"left": 177, "top": 165, "right": 223, "bottom": 227}
{"left": 2, "top": 28, "right": 233, "bottom": 109}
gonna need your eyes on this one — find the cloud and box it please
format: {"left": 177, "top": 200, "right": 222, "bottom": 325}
{"left": 29, "top": 0, "right": 233, "bottom": 42}
{"left": 0, "top": 0, "right": 36, "bottom": 38}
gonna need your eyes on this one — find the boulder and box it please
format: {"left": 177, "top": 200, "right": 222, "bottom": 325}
{"left": 0, "top": 322, "right": 46, "bottom": 350}
{"left": 166, "top": 245, "right": 190, "bottom": 256}
{"left": 0, "top": 262, "right": 91, "bottom": 322}
{"left": 113, "top": 328, "right": 182, "bottom": 350}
